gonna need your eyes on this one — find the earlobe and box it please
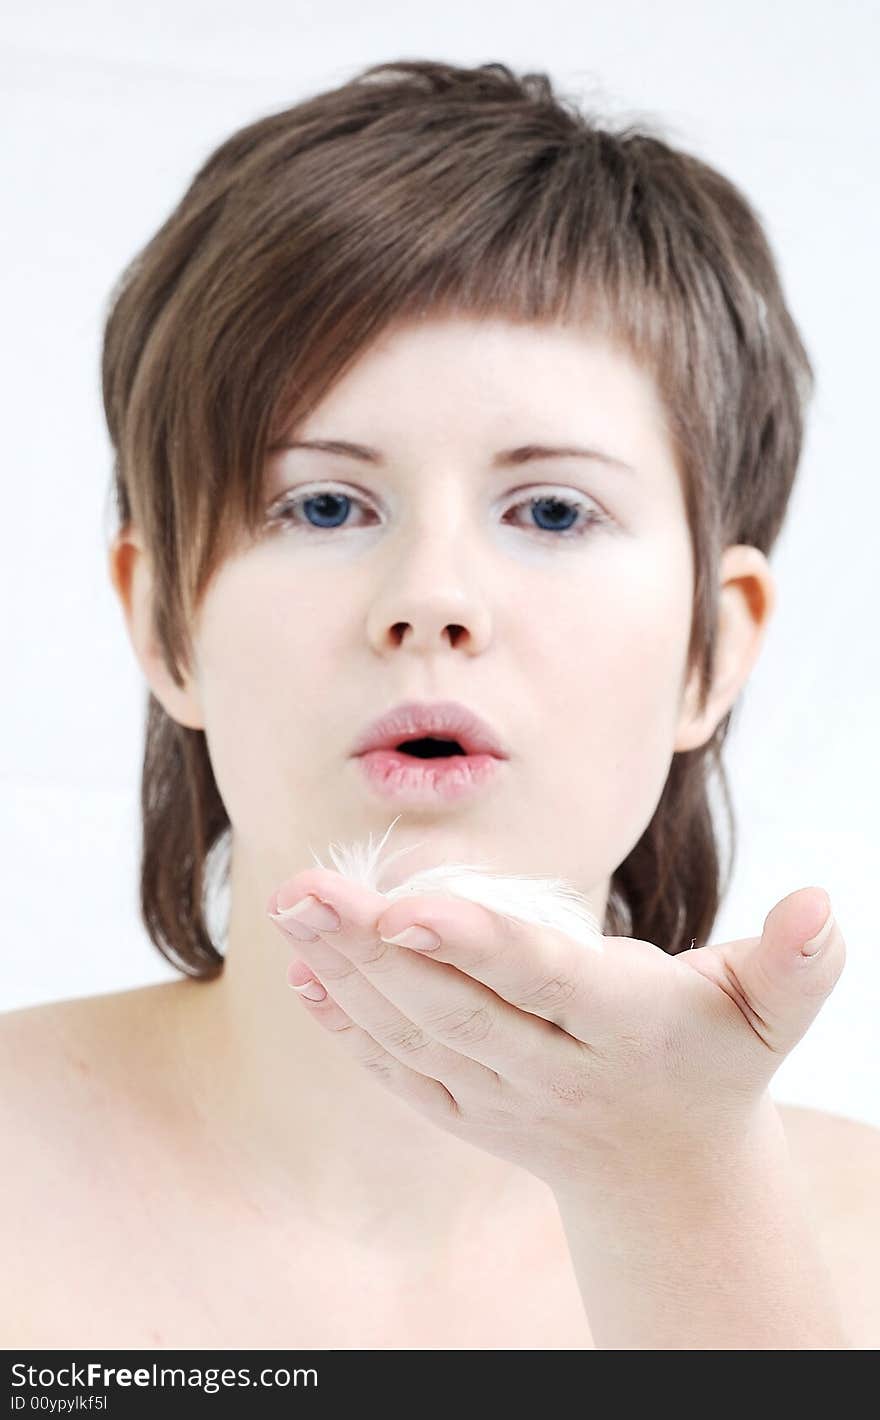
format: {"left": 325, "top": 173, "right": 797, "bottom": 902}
{"left": 673, "top": 544, "right": 776, "bottom": 754}
{"left": 107, "top": 528, "right": 206, "bottom": 731}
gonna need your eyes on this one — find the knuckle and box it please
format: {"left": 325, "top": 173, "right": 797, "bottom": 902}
{"left": 357, "top": 936, "right": 395, "bottom": 971}
{"left": 325, "top": 1015, "right": 355, "bottom": 1036}
{"left": 314, "top": 959, "right": 357, "bottom": 986}
{"left": 517, "top": 974, "right": 578, "bottom": 1012}
{"left": 544, "top": 1063, "right": 591, "bottom": 1108}
{"left": 798, "top": 950, "right": 846, "bottom": 999}
{"left": 428, "top": 1004, "right": 495, "bottom": 1046}
{"left": 384, "top": 1020, "right": 432, "bottom": 1055}
{"left": 360, "top": 1047, "right": 396, "bottom": 1080}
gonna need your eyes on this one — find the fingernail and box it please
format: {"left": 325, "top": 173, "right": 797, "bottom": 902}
{"left": 381, "top": 925, "right": 441, "bottom": 951}
{"left": 802, "top": 905, "right": 834, "bottom": 956}
{"left": 273, "top": 895, "right": 341, "bottom": 933}
{"left": 289, "top": 977, "right": 328, "bottom": 1001}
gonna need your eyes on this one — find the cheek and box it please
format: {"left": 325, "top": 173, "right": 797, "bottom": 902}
{"left": 518, "top": 537, "right": 693, "bottom": 874}
{"left": 191, "top": 563, "right": 345, "bottom": 847}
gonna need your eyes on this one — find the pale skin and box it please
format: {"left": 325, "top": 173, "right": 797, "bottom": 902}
{"left": 3, "top": 314, "right": 879, "bottom": 1348}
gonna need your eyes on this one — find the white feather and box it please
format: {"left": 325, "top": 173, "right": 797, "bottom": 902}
{"left": 304, "top": 814, "right": 605, "bottom": 955}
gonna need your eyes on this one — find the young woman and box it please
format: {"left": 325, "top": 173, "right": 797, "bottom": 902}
{"left": 4, "top": 59, "right": 878, "bottom": 1350}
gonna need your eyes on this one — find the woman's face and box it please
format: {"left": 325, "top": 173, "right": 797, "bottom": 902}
{"left": 185, "top": 315, "right": 703, "bottom": 902}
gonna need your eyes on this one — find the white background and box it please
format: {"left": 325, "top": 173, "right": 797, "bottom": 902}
{"left": 2, "top": 2, "right": 877, "bottom": 1125}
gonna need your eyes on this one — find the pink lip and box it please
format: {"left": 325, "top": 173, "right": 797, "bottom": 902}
{"left": 355, "top": 748, "right": 505, "bottom": 804}
{"left": 350, "top": 699, "right": 509, "bottom": 760}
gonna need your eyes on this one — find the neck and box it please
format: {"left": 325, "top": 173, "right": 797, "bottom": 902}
{"left": 165, "top": 836, "right": 566, "bottom": 1256}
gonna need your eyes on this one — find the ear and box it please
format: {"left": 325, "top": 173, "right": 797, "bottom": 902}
{"left": 674, "top": 544, "right": 776, "bottom": 752}
{"left": 107, "top": 526, "right": 205, "bottom": 731}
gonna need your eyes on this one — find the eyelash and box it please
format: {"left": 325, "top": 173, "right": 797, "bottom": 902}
{"left": 263, "top": 485, "right": 610, "bottom": 541}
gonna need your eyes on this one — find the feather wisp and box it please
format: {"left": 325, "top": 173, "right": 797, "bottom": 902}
{"left": 299, "top": 815, "right": 605, "bottom": 955}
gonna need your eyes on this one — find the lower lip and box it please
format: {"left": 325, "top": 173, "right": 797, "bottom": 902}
{"left": 354, "top": 749, "right": 505, "bottom": 803}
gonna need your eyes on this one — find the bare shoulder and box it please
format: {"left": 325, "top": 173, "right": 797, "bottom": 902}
{"left": 776, "top": 1100, "right": 880, "bottom": 1220}
{"left": 0, "top": 984, "right": 187, "bottom": 1182}
{"left": 0, "top": 983, "right": 198, "bottom": 1341}
{"left": 777, "top": 1101, "right": 880, "bottom": 1188}
{"left": 777, "top": 1101, "right": 880, "bottom": 1349}
{"left": 0, "top": 981, "right": 185, "bottom": 1105}
{"left": 0, "top": 980, "right": 203, "bottom": 1208}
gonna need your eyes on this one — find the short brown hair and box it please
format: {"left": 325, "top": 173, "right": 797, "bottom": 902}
{"left": 101, "top": 59, "right": 815, "bottom": 978}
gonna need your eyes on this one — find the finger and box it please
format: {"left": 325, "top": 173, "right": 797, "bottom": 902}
{"left": 269, "top": 866, "right": 390, "bottom": 932}
{"left": 704, "top": 887, "right": 846, "bottom": 1060}
{"left": 373, "top": 889, "right": 615, "bottom": 1042}
{"left": 272, "top": 915, "right": 502, "bottom": 1096}
{"left": 286, "top": 958, "right": 462, "bottom": 1123}
{"left": 269, "top": 868, "right": 575, "bottom": 1083}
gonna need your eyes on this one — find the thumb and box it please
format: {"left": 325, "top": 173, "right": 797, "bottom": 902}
{"left": 716, "top": 886, "right": 846, "bottom": 1058}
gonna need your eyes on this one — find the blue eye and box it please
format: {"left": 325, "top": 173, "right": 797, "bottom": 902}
{"left": 264, "top": 487, "right": 609, "bottom": 540}
{"left": 296, "top": 491, "right": 353, "bottom": 529}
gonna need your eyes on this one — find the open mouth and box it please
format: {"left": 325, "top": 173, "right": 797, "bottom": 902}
{"left": 393, "top": 736, "right": 468, "bottom": 758}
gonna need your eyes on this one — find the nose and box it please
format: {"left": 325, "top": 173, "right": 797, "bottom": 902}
{"left": 364, "top": 528, "right": 494, "bottom": 656}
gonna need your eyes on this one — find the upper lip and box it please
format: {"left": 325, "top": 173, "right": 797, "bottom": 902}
{"left": 351, "top": 700, "right": 509, "bottom": 759}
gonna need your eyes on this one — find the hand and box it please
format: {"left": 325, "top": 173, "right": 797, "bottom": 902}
{"left": 266, "top": 869, "right": 845, "bottom": 1197}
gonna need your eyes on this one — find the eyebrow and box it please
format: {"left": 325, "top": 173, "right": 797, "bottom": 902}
{"left": 268, "top": 438, "right": 636, "bottom": 475}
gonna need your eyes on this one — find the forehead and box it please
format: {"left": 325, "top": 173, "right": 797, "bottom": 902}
{"left": 309, "top": 313, "right": 658, "bottom": 403}
{"left": 283, "top": 314, "right": 678, "bottom": 490}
